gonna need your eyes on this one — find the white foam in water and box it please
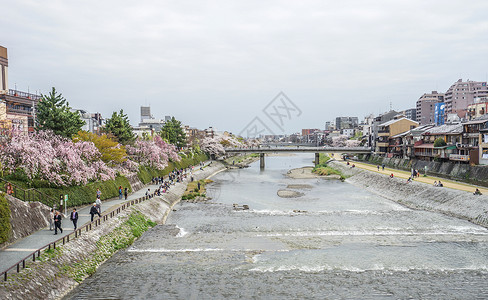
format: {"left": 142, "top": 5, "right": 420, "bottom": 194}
{"left": 127, "top": 248, "right": 225, "bottom": 253}
{"left": 255, "top": 228, "right": 488, "bottom": 237}
{"left": 248, "top": 264, "right": 488, "bottom": 273}
{"left": 176, "top": 226, "right": 188, "bottom": 237}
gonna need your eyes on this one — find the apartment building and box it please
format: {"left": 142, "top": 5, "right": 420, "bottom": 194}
{"left": 416, "top": 91, "right": 444, "bottom": 125}
{"left": 444, "top": 79, "right": 488, "bottom": 119}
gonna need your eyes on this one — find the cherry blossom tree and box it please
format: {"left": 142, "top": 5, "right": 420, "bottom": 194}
{"left": 125, "top": 135, "right": 180, "bottom": 170}
{"left": 200, "top": 137, "right": 226, "bottom": 157}
{"left": 0, "top": 130, "right": 115, "bottom": 186}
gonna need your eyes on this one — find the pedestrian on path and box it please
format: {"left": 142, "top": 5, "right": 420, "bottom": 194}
{"left": 474, "top": 188, "right": 483, "bottom": 195}
{"left": 377, "top": 165, "right": 380, "bottom": 171}
{"left": 124, "top": 187, "right": 128, "bottom": 200}
{"left": 90, "top": 203, "right": 101, "bottom": 222}
{"left": 70, "top": 208, "right": 79, "bottom": 230}
{"left": 118, "top": 186, "right": 123, "bottom": 199}
{"left": 49, "top": 208, "right": 54, "bottom": 231}
{"left": 96, "top": 188, "right": 101, "bottom": 199}
{"left": 54, "top": 211, "right": 63, "bottom": 235}
{"left": 96, "top": 198, "right": 102, "bottom": 214}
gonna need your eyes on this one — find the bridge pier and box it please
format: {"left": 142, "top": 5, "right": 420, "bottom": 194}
{"left": 315, "top": 153, "right": 320, "bottom": 166}
{"left": 260, "top": 153, "right": 265, "bottom": 169}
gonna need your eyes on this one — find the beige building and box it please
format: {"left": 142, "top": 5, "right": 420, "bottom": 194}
{"left": 0, "top": 46, "right": 8, "bottom": 94}
{"left": 467, "top": 98, "right": 488, "bottom": 120}
{"left": 376, "top": 117, "right": 419, "bottom": 155}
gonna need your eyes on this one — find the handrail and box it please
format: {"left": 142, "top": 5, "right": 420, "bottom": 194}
{"left": 1, "top": 190, "right": 157, "bottom": 281}
{"left": 0, "top": 178, "right": 57, "bottom": 207}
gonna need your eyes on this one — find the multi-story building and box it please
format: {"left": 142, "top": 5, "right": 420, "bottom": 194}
{"left": 416, "top": 91, "right": 444, "bottom": 125}
{"left": 335, "top": 117, "right": 358, "bottom": 130}
{"left": 375, "top": 117, "right": 418, "bottom": 156}
{"left": 467, "top": 98, "right": 488, "bottom": 120}
{"left": 444, "top": 79, "right": 488, "bottom": 119}
{"left": 74, "top": 109, "right": 104, "bottom": 134}
{"left": 400, "top": 108, "right": 417, "bottom": 122}
{"left": 414, "top": 124, "right": 463, "bottom": 162}
{"left": 0, "top": 46, "right": 7, "bottom": 94}
{"left": 0, "top": 46, "right": 41, "bottom": 133}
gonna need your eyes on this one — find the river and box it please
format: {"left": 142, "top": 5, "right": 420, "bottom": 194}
{"left": 65, "top": 154, "right": 488, "bottom": 299}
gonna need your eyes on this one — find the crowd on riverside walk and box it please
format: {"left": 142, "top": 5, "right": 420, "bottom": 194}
{"left": 46, "top": 162, "right": 207, "bottom": 235}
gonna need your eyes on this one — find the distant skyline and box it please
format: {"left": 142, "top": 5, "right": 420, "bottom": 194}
{"left": 2, "top": 0, "right": 488, "bottom": 135}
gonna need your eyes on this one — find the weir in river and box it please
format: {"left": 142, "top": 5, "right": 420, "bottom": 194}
{"left": 65, "top": 154, "right": 488, "bottom": 299}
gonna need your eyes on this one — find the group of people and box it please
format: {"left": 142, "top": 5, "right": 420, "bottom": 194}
{"left": 433, "top": 181, "right": 444, "bottom": 187}
{"left": 44, "top": 163, "right": 205, "bottom": 237}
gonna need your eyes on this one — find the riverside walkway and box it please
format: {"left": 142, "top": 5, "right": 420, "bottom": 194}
{"left": 0, "top": 182, "right": 162, "bottom": 272}
{"left": 331, "top": 154, "right": 488, "bottom": 195}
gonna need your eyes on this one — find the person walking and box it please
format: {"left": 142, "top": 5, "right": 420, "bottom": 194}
{"left": 124, "top": 187, "right": 128, "bottom": 200}
{"left": 53, "top": 211, "right": 63, "bottom": 235}
{"left": 70, "top": 208, "right": 79, "bottom": 230}
{"left": 90, "top": 203, "right": 101, "bottom": 222}
{"left": 96, "top": 188, "right": 101, "bottom": 199}
{"left": 49, "top": 208, "right": 54, "bottom": 231}
{"left": 118, "top": 186, "right": 123, "bottom": 199}
{"left": 96, "top": 197, "right": 102, "bottom": 214}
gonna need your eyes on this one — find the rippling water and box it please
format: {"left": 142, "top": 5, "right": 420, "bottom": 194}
{"left": 65, "top": 154, "right": 488, "bottom": 299}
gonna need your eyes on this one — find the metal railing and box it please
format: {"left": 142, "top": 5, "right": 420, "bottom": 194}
{"left": 0, "top": 178, "right": 57, "bottom": 207}
{"left": 1, "top": 191, "right": 156, "bottom": 281}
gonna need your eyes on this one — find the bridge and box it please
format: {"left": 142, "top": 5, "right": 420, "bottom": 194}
{"left": 225, "top": 146, "right": 373, "bottom": 168}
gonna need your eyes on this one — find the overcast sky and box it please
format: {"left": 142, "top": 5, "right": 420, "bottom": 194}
{"left": 2, "top": 0, "right": 488, "bottom": 135}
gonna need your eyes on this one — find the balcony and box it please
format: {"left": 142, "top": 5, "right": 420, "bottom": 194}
{"left": 449, "top": 154, "right": 469, "bottom": 162}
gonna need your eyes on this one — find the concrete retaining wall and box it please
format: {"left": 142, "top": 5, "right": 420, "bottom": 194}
{"left": 330, "top": 160, "right": 488, "bottom": 228}
{"left": 365, "top": 155, "right": 488, "bottom": 187}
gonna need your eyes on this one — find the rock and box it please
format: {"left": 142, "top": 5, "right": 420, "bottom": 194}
{"left": 277, "top": 189, "right": 305, "bottom": 198}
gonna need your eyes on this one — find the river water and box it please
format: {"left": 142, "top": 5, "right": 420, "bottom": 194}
{"left": 65, "top": 154, "right": 488, "bottom": 299}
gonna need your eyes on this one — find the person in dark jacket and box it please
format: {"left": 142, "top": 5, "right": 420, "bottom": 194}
{"left": 54, "top": 211, "right": 63, "bottom": 235}
{"left": 70, "top": 208, "right": 79, "bottom": 230}
{"left": 124, "top": 187, "right": 128, "bottom": 200}
{"left": 90, "top": 203, "right": 101, "bottom": 222}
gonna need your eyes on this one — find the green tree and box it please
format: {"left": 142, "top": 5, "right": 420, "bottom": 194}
{"left": 433, "top": 137, "right": 447, "bottom": 147}
{"left": 104, "top": 109, "right": 135, "bottom": 144}
{"left": 160, "top": 117, "right": 187, "bottom": 148}
{"left": 36, "top": 87, "right": 85, "bottom": 138}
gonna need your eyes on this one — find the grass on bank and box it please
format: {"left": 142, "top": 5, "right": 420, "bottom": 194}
{"left": 181, "top": 179, "right": 212, "bottom": 200}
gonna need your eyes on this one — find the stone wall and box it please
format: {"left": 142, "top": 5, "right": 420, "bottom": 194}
{"left": 330, "top": 160, "right": 488, "bottom": 228}
{"left": 364, "top": 155, "right": 488, "bottom": 187}
{"left": 0, "top": 196, "right": 50, "bottom": 249}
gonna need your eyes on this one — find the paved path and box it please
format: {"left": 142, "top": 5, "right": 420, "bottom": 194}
{"left": 0, "top": 162, "right": 211, "bottom": 273}
{"left": 331, "top": 154, "right": 488, "bottom": 195}
{"left": 0, "top": 183, "right": 161, "bottom": 272}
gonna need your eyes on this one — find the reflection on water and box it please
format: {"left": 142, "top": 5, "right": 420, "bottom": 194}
{"left": 65, "top": 154, "right": 488, "bottom": 299}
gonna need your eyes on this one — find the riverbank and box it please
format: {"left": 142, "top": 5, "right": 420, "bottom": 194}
{"left": 329, "top": 160, "right": 488, "bottom": 228}
{"left": 287, "top": 167, "right": 341, "bottom": 180}
{"left": 0, "top": 162, "right": 225, "bottom": 300}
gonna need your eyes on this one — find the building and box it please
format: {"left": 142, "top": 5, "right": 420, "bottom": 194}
{"left": 414, "top": 124, "right": 463, "bottom": 162}
{"left": 335, "top": 117, "right": 358, "bottom": 130}
{"left": 134, "top": 106, "right": 167, "bottom": 136}
{"left": 467, "top": 97, "right": 488, "bottom": 120}
{"left": 444, "top": 79, "right": 488, "bottom": 119}
{"left": 74, "top": 109, "right": 103, "bottom": 134}
{"left": 416, "top": 91, "right": 444, "bottom": 125}
{"left": 0, "top": 46, "right": 7, "bottom": 94}
{"left": 375, "top": 117, "right": 418, "bottom": 156}
{"left": 0, "top": 46, "right": 41, "bottom": 133}
{"left": 401, "top": 108, "right": 417, "bottom": 122}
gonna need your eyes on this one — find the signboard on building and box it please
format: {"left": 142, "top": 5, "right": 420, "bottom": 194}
{"left": 434, "top": 103, "right": 445, "bottom": 126}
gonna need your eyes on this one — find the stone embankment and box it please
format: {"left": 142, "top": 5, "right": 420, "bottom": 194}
{"left": 365, "top": 155, "right": 488, "bottom": 188}
{"left": 1, "top": 196, "right": 51, "bottom": 248}
{"left": 330, "top": 161, "right": 488, "bottom": 227}
{"left": 0, "top": 162, "right": 225, "bottom": 300}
